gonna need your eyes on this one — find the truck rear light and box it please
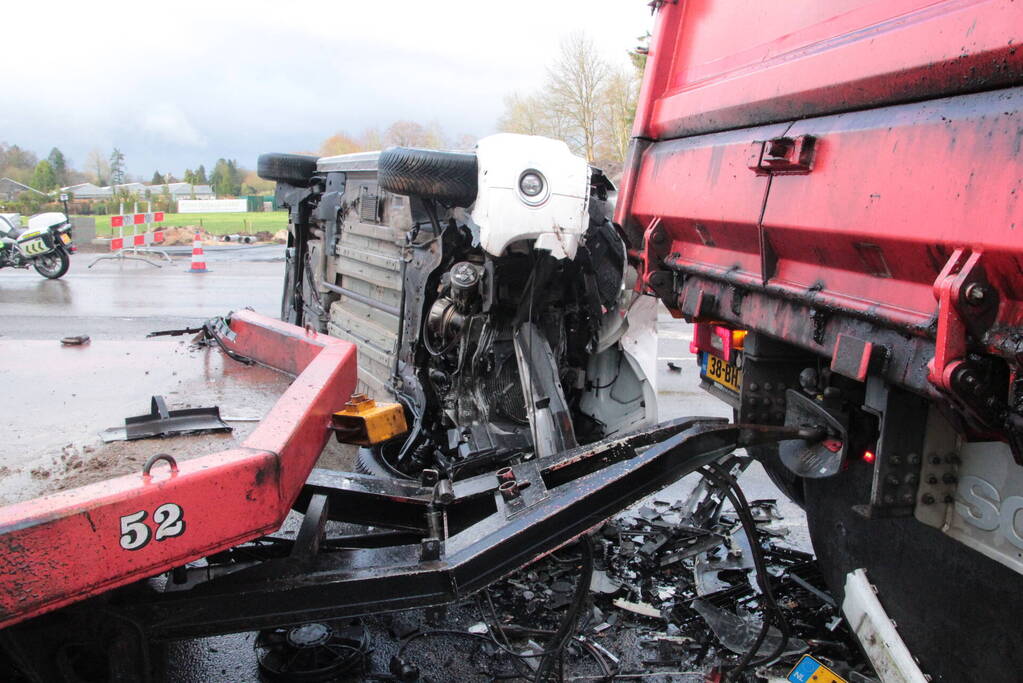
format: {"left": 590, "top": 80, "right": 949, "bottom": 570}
{"left": 690, "top": 323, "right": 746, "bottom": 363}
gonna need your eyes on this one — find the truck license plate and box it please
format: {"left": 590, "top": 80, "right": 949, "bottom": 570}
{"left": 700, "top": 352, "right": 741, "bottom": 393}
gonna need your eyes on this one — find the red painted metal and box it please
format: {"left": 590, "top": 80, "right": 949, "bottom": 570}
{"left": 618, "top": 0, "right": 1023, "bottom": 416}
{"left": 0, "top": 310, "right": 357, "bottom": 629}
{"left": 631, "top": 0, "right": 1023, "bottom": 142}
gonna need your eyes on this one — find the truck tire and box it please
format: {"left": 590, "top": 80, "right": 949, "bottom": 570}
{"left": 257, "top": 153, "right": 319, "bottom": 187}
{"left": 378, "top": 148, "right": 478, "bottom": 207}
{"left": 805, "top": 458, "right": 1023, "bottom": 683}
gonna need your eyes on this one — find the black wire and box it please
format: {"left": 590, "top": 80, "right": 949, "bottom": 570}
{"left": 535, "top": 535, "right": 595, "bottom": 682}
{"left": 701, "top": 464, "right": 791, "bottom": 680}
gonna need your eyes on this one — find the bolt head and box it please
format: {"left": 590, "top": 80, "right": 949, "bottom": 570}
{"left": 964, "top": 283, "right": 990, "bottom": 305}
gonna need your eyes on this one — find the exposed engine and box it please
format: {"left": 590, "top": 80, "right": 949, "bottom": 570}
{"left": 262, "top": 133, "right": 658, "bottom": 479}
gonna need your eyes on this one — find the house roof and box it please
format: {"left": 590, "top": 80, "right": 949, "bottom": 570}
{"left": 62, "top": 182, "right": 216, "bottom": 198}
{"left": 0, "top": 177, "right": 46, "bottom": 196}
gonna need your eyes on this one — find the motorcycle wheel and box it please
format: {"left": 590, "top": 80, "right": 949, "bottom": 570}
{"left": 34, "top": 248, "right": 69, "bottom": 279}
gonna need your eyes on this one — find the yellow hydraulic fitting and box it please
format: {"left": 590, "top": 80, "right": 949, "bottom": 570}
{"left": 331, "top": 393, "right": 408, "bottom": 446}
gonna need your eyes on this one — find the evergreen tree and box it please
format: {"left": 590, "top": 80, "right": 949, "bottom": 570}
{"left": 47, "top": 148, "right": 67, "bottom": 186}
{"left": 31, "top": 160, "right": 57, "bottom": 191}
{"left": 109, "top": 148, "right": 126, "bottom": 185}
{"left": 196, "top": 164, "right": 207, "bottom": 184}
{"left": 151, "top": 170, "right": 165, "bottom": 185}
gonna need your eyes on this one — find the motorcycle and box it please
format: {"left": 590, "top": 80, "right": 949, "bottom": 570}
{"left": 0, "top": 212, "right": 74, "bottom": 279}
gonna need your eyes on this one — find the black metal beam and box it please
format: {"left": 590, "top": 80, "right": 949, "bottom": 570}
{"left": 123, "top": 418, "right": 808, "bottom": 640}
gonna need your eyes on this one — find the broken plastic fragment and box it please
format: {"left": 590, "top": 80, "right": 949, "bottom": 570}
{"left": 612, "top": 598, "right": 661, "bottom": 618}
{"left": 692, "top": 599, "right": 807, "bottom": 658}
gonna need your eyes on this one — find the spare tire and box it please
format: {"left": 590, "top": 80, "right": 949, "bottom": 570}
{"left": 257, "top": 153, "right": 319, "bottom": 187}
{"left": 378, "top": 147, "right": 477, "bottom": 207}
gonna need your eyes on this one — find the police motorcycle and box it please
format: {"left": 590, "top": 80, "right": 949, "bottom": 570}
{"left": 0, "top": 213, "right": 74, "bottom": 279}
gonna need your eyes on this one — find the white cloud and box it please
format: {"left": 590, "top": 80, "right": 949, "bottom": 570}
{"left": 139, "top": 105, "right": 206, "bottom": 148}
{"left": 0, "top": 0, "right": 652, "bottom": 176}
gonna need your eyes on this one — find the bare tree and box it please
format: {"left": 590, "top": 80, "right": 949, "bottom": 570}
{"left": 85, "top": 148, "right": 110, "bottom": 186}
{"left": 545, "top": 32, "right": 611, "bottom": 161}
{"left": 385, "top": 121, "right": 442, "bottom": 149}
{"left": 498, "top": 93, "right": 549, "bottom": 136}
{"left": 598, "top": 67, "right": 640, "bottom": 165}
{"left": 359, "top": 127, "right": 383, "bottom": 150}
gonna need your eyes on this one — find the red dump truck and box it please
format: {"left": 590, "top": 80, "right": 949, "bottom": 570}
{"left": 616, "top": 1, "right": 1023, "bottom": 680}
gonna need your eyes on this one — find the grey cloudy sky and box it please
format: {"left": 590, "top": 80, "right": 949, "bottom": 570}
{"left": 1, "top": 1, "right": 652, "bottom": 179}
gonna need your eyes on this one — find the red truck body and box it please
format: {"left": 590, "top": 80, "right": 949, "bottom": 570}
{"left": 616, "top": 3, "right": 1023, "bottom": 680}
{"left": 617, "top": 0, "right": 1023, "bottom": 430}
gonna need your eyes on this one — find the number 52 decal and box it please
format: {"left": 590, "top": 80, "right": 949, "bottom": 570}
{"left": 119, "top": 503, "right": 186, "bottom": 550}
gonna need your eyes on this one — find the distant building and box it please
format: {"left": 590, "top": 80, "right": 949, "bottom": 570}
{"left": 0, "top": 178, "right": 46, "bottom": 202}
{"left": 62, "top": 182, "right": 216, "bottom": 201}
{"left": 62, "top": 183, "right": 111, "bottom": 199}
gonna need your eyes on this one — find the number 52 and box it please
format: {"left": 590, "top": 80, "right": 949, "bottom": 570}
{"left": 119, "top": 503, "right": 186, "bottom": 551}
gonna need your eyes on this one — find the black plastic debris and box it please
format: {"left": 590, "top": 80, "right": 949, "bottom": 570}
{"left": 352, "top": 471, "right": 878, "bottom": 681}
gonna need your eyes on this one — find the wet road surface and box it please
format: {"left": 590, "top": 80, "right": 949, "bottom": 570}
{"left": 1, "top": 250, "right": 806, "bottom": 681}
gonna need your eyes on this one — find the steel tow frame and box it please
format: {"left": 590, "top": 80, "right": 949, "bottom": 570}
{"left": 117, "top": 419, "right": 818, "bottom": 641}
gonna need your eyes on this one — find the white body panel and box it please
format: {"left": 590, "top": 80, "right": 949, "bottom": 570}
{"left": 26, "top": 212, "right": 67, "bottom": 232}
{"left": 471, "top": 134, "right": 590, "bottom": 259}
{"left": 843, "top": 569, "right": 929, "bottom": 683}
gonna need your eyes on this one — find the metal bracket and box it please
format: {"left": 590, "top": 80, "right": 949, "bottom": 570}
{"left": 927, "top": 249, "right": 995, "bottom": 392}
{"left": 747, "top": 135, "right": 817, "bottom": 175}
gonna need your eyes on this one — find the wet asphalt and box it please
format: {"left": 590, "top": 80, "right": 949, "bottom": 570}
{"left": 0, "top": 247, "right": 804, "bottom": 682}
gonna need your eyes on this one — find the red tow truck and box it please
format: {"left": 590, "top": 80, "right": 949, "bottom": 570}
{"left": 616, "top": 1, "right": 1023, "bottom": 680}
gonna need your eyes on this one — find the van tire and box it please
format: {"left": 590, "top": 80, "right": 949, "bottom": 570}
{"left": 378, "top": 148, "right": 477, "bottom": 207}
{"left": 257, "top": 153, "right": 319, "bottom": 187}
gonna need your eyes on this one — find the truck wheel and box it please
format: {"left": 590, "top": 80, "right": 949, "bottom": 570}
{"left": 805, "top": 458, "right": 1023, "bottom": 683}
{"left": 34, "top": 248, "right": 69, "bottom": 279}
{"left": 257, "top": 153, "right": 319, "bottom": 187}
{"left": 378, "top": 147, "right": 478, "bottom": 207}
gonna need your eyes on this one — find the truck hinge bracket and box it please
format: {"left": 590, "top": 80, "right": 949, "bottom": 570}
{"left": 927, "top": 249, "right": 996, "bottom": 392}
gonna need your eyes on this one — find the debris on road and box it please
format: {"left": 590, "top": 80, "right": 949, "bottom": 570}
{"left": 375, "top": 473, "right": 879, "bottom": 681}
{"left": 100, "top": 395, "right": 231, "bottom": 442}
{"left": 60, "top": 335, "right": 90, "bottom": 346}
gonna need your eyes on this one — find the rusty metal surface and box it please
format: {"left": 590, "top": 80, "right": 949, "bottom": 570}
{"left": 0, "top": 311, "right": 358, "bottom": 629}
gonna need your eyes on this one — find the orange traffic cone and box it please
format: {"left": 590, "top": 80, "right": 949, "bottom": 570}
{"left": 188, "top": 232, "right": 208, "bottom": 273}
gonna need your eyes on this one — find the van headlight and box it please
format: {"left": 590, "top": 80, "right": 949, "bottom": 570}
{"left": 518, "top": 170, "right": 547, "bottom": 205}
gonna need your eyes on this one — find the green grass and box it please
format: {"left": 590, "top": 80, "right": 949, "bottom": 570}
{"left": 90, "top": 211, "right": 288, "bottom": 236}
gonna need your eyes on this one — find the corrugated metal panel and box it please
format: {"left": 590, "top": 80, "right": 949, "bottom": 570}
{"left": 328, "top": 215, "right": 404, "bottom": 398}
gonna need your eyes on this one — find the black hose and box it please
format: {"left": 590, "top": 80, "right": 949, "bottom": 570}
{"left": 701, "top": 464, "right": 791, "bottom": 680}
{"left": 535, "top": 535, "right": 595, "bottom": 682}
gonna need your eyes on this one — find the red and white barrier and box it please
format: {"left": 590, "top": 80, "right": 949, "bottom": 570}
{"left": 110, "top": 212, "right": 164, "bottom": 228}
{"left": 110, "top": 231, "right": 165, "bottom": 251}
{"left": 109, "top": 212, "right": 165, "bottom": 252}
